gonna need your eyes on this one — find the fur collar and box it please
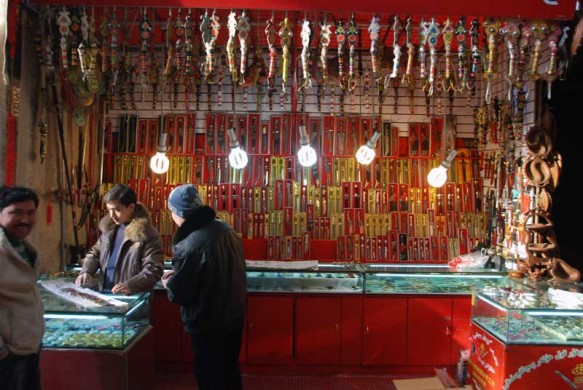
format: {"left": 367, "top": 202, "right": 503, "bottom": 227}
{"left": 98, "top": 203, "right": 157, "bottom": 243}
{"left": 173, "top": 206, "right": 217, "bottom": 245}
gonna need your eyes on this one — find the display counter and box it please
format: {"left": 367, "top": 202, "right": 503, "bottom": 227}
{"left": 153, "top": 261, "right": 581, "bottom": 377}
{"left": 38, "top": 279, "right": 155, "bottom": 390}
{"left": 159, "top": 261, "right": 509, "bottom": 295}
{"left": 471, "top": 283, "right": 583, "bottom": 345}
{"left": 467, "top": 281, "right": 583, "bottom": 389}
{"left": 361, "top": 264, "right": 507, "bottom": 294}
{"left": 39, "top": 280, "right": 151, "bottom": 349}
{"left": 246, "top": 262, "right": 363, "bottom": 293}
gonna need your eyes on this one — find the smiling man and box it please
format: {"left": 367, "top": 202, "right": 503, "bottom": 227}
{"left": 0, "top": 186, "right": 44, "bottom": 390}
{"left": 75, "top": 184, "right": 164, "bottom": 294}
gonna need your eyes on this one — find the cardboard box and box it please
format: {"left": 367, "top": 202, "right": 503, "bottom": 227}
{"left": 393, "top": 377, "right": 472, "bottom": 390}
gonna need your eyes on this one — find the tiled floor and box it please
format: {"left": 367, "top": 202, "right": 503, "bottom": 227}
{"left": 155, "top": 372, "right": 421, "bottom": 390}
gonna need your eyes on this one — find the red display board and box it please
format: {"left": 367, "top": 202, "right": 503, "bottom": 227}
{"left": 468, "top": 323, "right": 583, "bottom": 390}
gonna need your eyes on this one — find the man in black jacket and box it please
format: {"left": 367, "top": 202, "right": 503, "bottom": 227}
{"left": 162, "top": 184, "right": 247, "bottom": 390}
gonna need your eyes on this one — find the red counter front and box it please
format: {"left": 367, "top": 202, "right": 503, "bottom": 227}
{"left": 41, "top": 326, "right": 154, "bottom": 390}
{"left": 468, "top": 322, "right": 583, "bottom": 390}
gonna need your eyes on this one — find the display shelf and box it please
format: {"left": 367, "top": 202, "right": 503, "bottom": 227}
{"left": 246, "top": 263, "right": 363, "bottom": 293}
{"left": 361, "top": 264, "right": 507, "bottom": 294}
{"left": 40, "top": 281, "right": 151, "bottom": 350}
{"left": 472, "top": 284, "right": 583, "bottom": 345}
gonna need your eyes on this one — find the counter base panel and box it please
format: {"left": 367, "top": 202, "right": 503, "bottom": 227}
{"left": 40, "top": 326, "right": 154, "bottom": 390}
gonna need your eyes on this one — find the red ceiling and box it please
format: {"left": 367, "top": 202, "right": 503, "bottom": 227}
{"left": 29, "top": 0, "right": 577, "bottom": 21}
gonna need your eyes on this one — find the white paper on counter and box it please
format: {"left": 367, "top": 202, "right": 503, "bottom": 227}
{"left": 40, "top": 279, "right": 128, "bottom": 308}
{"left": 245, "top": 260, "right": 319, "bottom": 270}
{"left": 548, "top": 287, "right": 583, "bottom": 309}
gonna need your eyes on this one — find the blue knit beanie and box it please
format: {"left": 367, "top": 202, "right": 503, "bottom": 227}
{"left": 168, "top": 184, "right": 203, "bottom": 218}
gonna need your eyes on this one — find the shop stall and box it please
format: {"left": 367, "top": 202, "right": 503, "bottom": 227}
{"left": 3, "top": 0, "right": 582, "bottom": 387}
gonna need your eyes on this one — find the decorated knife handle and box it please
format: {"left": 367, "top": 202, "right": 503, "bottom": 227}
{"left": 406, "top": 43, "right": 415, "bottom": 77}
{"left": 391, "top": 45, "right": 401, "bottom": 78}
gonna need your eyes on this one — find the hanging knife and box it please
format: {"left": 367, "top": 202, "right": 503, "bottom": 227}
{"left": 250, "top": 115, "right": 258, "bottom": 153}
{"left": 273, "top": 117, "right": 280, "bottom": 153}
{"left": 207, "top": 156, "right": 214, "bottom": 184}
{"left": 389, "top": 15, "right": 402, "bottom": 114}
{"left": 263, "top": 157, "right": 270, "bottom": 186}
{"left": 217, "top": 115, "right": 226, "bottom": 153}
{"left": 311, "top": 120, "right": 319, "bottom": 151}
{"left": 337, "top": 119, "right": 345, "bottom": 155}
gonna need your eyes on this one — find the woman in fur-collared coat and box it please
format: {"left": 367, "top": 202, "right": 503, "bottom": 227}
{"left": 76, "top": 184, "right": 164, "bottom": 294}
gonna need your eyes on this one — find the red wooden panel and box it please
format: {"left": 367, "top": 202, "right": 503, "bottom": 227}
{"left": 126, "top": 328, "right": 156, "bottom": 390}
{"left": 246, "top": 295, "right": 294, "bottom": 364}
{"left": 5, "top": 114, "right": 16, "bottom": 186}
{"left": 451, "top": 296, "right": 472, "bottom": 364}
{"left": 181, "top": 329, "right": 194, "bottom": 362}
{"left": 341, "top": 296, "right": 363, "bottom": 365}
{"left": 150, "top": 290, "right": 182, "bottom": 363}
{"left": 362, "top": 297, "right": 407, "bottom": 365}
{"left": 240, "top": 314, "right": 247, "bottom": 364}
{"left": 309, "top": 239, "right": 338, "bottom": 261}
{"left": 41, "top": 327, "right": 154, "bottom": 390}
{"left": 242, "top": 238, "right": 268, "bottom": 260}
{"left": 407, "top": 297, "right": 452, "bottom": 365}
{"left": 42, "top": 348, "right": 125, "bottom": 389}
{"left": 468, "top": 322, "right": 506, "bottom": 390}
{"left": 295, "top": 296, "right": 342, "bottom": 364}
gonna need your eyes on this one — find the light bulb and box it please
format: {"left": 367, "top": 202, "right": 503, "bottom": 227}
{"left": 427, "top": 165, "right": 448, "bottom": 188}
{"left": 229, "top": 147, "right": 249, "bottom": 169}
{"left": 150, "top": 152, "right": 170, "bottom": 174}
{"left": 427, "top": 149, "right": 458, "bottom": 188}
{"left": 355, "top": 145, "right": 376, "bottom": 165}
{"left": 150, "top": 132, "right": 169, "bottom": 174}
{"left": 355, "top": 131, "right": 381, "bottom": 165}
{"left": 298, "top": 145, "right": 318, "bottom": 167}
{"left": 227, "top": 128, "right": 248, "bottom": 169}
{"left": 297, "top": 125, "right": 317, "bottom": 167}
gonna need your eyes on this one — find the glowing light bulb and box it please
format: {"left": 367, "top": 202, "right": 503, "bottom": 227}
{"left": 427, "top": 166, "right": 448, "bottom": 188}
{"left": 298, "top": 145, "right": 318, "bottom": 167}
{"left": 427, "top": 149, "right": 458, "bottom": 188}
{"left": 227, "top": 128, "right": 248, "bottom": 169}
{"left": 150, "top": 133, "right": 170, "bottom": 174}
{"left": 355, "top": 131, "right": 381, "bottom": 165}
{"left": 297, "top": 125, "right": 318, "bottom": 167}
{"left": 229, "top": 147, "right": 249, "bottom": 169}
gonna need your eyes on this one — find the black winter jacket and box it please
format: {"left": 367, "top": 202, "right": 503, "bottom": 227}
{"left": 166, "top": 206, "right": 247, "bottom": 334}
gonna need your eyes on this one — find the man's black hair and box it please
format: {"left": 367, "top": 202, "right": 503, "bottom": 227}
{"left": 104, "top": 184, "right": 137, "bottom": 207}
{"left": 0, "top": 186, "right": 39, "bottom": 210}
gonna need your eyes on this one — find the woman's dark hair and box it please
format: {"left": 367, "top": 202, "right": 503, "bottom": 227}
{"left": 0, "top": 186, "right": 39, "bottom": 211}
{"left": 104, "top": 184, "right": 137, "bottom": 207}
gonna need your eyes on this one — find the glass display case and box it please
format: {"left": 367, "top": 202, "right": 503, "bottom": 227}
{"left": 362, "top": 264, "right": 507, "bottom": 294}
{"left": 246, "top": 263, "right": 363, "bottom": 293}
{"left": 40, "top": 281, "right": 151, "bottom": 350}
{"left": 471, "top": 283, "right": 583, "bottom": 345}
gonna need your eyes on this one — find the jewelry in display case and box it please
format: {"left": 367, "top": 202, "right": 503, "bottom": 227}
{"left": 39, "top": 279, "right": 151, "bottom": 350}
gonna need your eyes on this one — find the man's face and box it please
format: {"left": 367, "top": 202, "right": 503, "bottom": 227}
{"left": 171, "top": 212, "right": 185, "bottom": 227}
{"left": 105, "top": 200, "right": 135, "bottom": 225}
{"left": 0, "top": 200, "right": 37, "bottom": 241}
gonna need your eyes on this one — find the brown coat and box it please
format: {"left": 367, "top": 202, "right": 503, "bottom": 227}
{"left": 0, "top": 228, "right": 44, "bottom": 355}
{"left": 80, "top": 203, "right": 164, "bottom": 293}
